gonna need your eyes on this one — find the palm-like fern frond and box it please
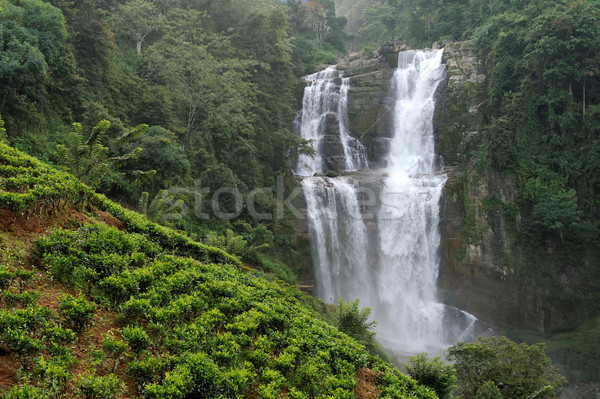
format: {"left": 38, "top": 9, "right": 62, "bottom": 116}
{"left": 86, "top": 120, "right": 111, "bottom": 146}
{"left": 114, "top": 124, "right": 149, "bottom": 145}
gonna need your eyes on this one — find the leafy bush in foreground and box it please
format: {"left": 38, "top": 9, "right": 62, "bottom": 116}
{"left": 58, "top": 294, "right": 97, "bottom": 333}
{"left": 405, "top": 353, "right": 457, "bottom": 399}
{"left": 447, "top": 336, "right": 565, "bottom": 399}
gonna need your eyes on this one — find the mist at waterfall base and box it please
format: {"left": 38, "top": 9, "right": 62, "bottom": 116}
{"left": 295, "top": 50, "right": 478, "bottom": 361}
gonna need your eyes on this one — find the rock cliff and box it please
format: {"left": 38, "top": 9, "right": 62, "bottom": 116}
{"left": 433, "top": 43, "right": 585, "bottom": 333}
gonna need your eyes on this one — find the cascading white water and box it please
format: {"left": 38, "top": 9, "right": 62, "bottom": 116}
{"left": 302, "top": 177, "right": 372, "bottom": 302}
{"left": 295, "top": 67, "right": 368, "bottom": 176}
{"left": 375, "top": 50, "right": 466, "bottom": 354}
{"left": 299, "top": 50, "right": 476, "bottom": 360}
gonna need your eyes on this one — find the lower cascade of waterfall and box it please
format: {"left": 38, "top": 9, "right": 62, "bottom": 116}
{"left": 298, "top": 49, "right": 478, "bottom": 360}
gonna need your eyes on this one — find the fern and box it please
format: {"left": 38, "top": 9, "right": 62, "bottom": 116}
{"left": 85, "top": 120, "right": 111, "bottom": 146}
{"left": 114, "top": 123, "right": 149, "bottom": 145}
{"left": 56, "top": 121, "right": 151, "bottom": 189}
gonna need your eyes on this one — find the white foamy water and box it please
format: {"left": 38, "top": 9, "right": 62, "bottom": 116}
{"left": 299, "top": 51, "right": 477, "bottom": 359}
{"left": 294, "top": 67, "right": 368, "bottom": 176}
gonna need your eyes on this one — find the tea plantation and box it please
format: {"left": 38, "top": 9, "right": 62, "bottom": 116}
{"left": 0, "top": 142, "right": 436, "bottom": 398}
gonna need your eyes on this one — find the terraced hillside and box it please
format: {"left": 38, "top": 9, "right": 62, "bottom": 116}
{"left": 0, "top": 141, "right": 436, "bottom": 398}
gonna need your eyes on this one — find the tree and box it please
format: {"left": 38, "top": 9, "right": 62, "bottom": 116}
{"left": 525, "top": 1, "right": 600, "bottom": 111}
{"left": 112, "top": 0, "right": 164, "bottom": 54}
{"left": 532, "top": 189, "right": 582, "bottom": 242}
{"left": 405, "top": 353, "right": 457, "bottom": 399}
{"left": 355, "top": 1, "right": 399, "bottom": 49}
{"left": 147, "top": 10, "right": 255, "bottom": 155}
{"left": 0, "top": 116, "right": 6, "bottom": 143}
{"left": 56, "top": 120, "right": 152, "bottom": 189}
{"left": 0, "top": 0, "right": 77, "bottom": 128}
{"left": 283, "top": 0, "right": 306, "bottom": 35}
{"left": 447, "top": 336, "right": 566, "bottom": 399}
{"left": 304, "top": 1, "right": 326, "bottom": 45}
{"left": 127, "top": 126, "right": 190, "bottom": 192}
{"left": 334, "top": 298, "right": 376, "bottom": 348}
{"left": 474, "top": 381, "right": 503, "bottom": 399}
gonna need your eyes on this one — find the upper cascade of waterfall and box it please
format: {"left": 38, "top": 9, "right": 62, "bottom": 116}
{"left": 294, "top": 66, "right": 368, "bottom": 176}
{"left": 387, "top": 49, "right": 446, "bottom": 176}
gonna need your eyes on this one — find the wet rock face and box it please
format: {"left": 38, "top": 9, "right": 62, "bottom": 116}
{"left": 438, "top": 165, "right": 557, "bottom": 332}
{"left": 335, "top": 52, "right": 396, "bottom": 168}
{"left": 319, "top": 112, "right": 346, "bottom": 172}
{"left": 442, "top": 41, "right": 486, "bottom": 89}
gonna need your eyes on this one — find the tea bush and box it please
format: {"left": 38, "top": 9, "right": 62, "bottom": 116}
{"left": 58, "top": 294, "right": 97, "bottom": 333}
{"left": 76, "top": 374, "right": 125, "bottom": 399}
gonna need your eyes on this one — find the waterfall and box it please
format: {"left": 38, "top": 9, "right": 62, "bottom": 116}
{"left": 298, "top": 50, "right": 477, "bottom": 359}
{"left": 302, "top": 177, "right": 371, "bottom": 301}
{"left": 295, "top": 67, "right": 368, "bottom": 176}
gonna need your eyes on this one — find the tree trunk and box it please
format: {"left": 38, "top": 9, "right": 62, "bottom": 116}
{"left": 136, "top": 40, "right": 142, "bottom": 55}
{"left": 583, "top": 75, "right": 586, "bottom": 115}
{"left": 185, "top": 89, "right": 201, "bottom": 154}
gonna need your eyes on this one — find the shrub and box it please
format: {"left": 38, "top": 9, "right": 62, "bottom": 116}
{"left": 127, "top": 356, "right": 173, "bottom": 388}
{"left": 121, "top": 325, "right": 150, "bottom": 355}
{"left": 32, "top": 356, "right": 71, "bottom": 397}
{"left": 447, "top": 336, "right": 566, "bottom": 399}
{"left": 15, "top": 269, "right": 34, "bottom": 293}
{"left": 2, "top": 290, "right": 40, "bottom": 307}
{"left": 76, "top": 374, "right": 125, "bottom": 399}
{"left": 2, "top": 384, "right": 49, "bottom": 399}
{"left": 58, "top": 294, "right": 97, "bottom": 333}
{"left": 43, "top": 326, "right": 77, "bottom": 346}
{"left": 0, "top": 265, "right": 15, "bottom": 290}
{"left": 334, "top": 298, "right": 376, "bottom": 348}
{"left": 102, "top": 331, "right": 128, "bottom": 372}
{"left": 405, "top": 353, "right": 457, "bottom": 399}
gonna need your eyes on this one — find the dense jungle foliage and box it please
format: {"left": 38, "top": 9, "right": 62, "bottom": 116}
{"left": 0, "top": 0, "right": 349, "bottom": 278}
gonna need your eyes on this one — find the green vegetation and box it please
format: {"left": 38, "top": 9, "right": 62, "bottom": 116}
{"left": 0, "top": 142, "right": 437, "bottom": 398}
{"left": 35, "top": 223, "right": 435, "bottom": 398}
{"left": 0, "top": 141, "right": 87, "bottom": 216}
{"left": 55, "top": 120, "right": 153, "bottom": 190}
{"left": 508, "top": 318, "right": 600, "bottom": 383}
{"left": 0, "top": 0, "right": 348, "bottom": 283}
{"left": 405, "top": 353, "right": 457, "bottom": 399}
{"left": 447, "top": 336, "right": 565, "bottom": 399}
{"left": 58, "top": 294, "right": 97, "bottom": 333}
{"left": 334, "top": 298, "right": 377, "bottom": 349}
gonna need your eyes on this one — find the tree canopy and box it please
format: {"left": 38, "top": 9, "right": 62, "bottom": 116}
{"left": 447, "top": 336, "right": 566, "bottom": 399}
